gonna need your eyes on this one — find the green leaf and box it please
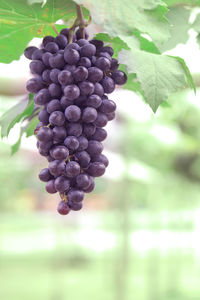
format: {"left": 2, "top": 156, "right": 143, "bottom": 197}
{"left": 0, "top": 94, "right": 34, "bottom": 138}
{"left": 159, "top": 6, "right": 191, "bottom": 52}
{"left": 25, "top": 116, "right": 38, "bottom": 137}
{"left": 119, "top": 49, "right": 190, "bottom": 112}
{"left": 0, "top": 0, "right": 76, "bottom": 63}
{"left": 164, "top": 0, "right": 200, "bottom": 6}
{"left": 75, "top": 0, "right": 170, "bottom": 47}
{"left": 174, "top": 56, "right": 196, "bottom": 93}
{"left": 11, "top": 131, "right": 23, "bottom": 155}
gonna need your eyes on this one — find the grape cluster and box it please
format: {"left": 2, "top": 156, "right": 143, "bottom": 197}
{"left": 24, "top": 28, "right": 127, "bottom": 215}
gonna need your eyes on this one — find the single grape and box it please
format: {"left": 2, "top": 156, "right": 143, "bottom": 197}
{"left": 49, "top": 53, "right": 65, "bottom": 69}
{"left": 67, "top": 188, "right": 84, "bottom": 202}
{"left": 53, "top": 126, "right": 67, "bottom": 143}
{"left": 64, "top": 84, "right": 80, "bottom": 100}
{"left": 76, "top": 174, "right": 90, "bottom": 189}
{"left": 80, "top": 44, "right": 96, "bottom": 58}
{"left": 44, "top": 42, "right": 59, "bottom": 53}
{"left": 94, "top": 82, "right": 104, "bottom": 97}
{"left": 83, "top": 124, "right": 96, "bottom": 137}
{"left": 32, "top": 49, "right": 45, "bottom": 60}
{"left": 64, "top": 48, "right": 80, "bottom": 65}
{"left": 65, "top": 42, "right": 80, "bottom": 51}
{"left": 75, "top": 151, "right": 90, "bottom": 168}
{"left": 87, "top": 67, "right": 103, "bottom": 83}
{"left": 89, "top": 39, "right": 104, "bottom": 49}
{"left": 101, "top": 46, "right": 114, "bottom": 56}
{"left": 67, "top": 200, "right": 83, "bottom": 211}
{"left": 64, "top": 136, "right": 79, "bottom": 151}
{"left": 99, "top": 99, "right": 116, "bottom": 113}
{"left": 39, "top": 168, "right": 53, "bottom": 182}
{"left": 54, "top": 176, "right": 70, "bottom": 193}
{"left": 73, "top": 66, "right": 88, "bottom": 82}
{"left": 26, "top": 77, "right": 43, "bottom": 93}
{"left": 38, "top": 140, "right": 53, "bottom": 152}
{"left": 94, "top": 113, "right": 108, "bottom": 127}
{"left": 49, "top": 83, "right": 62, "bottom": 98}
{"left": 64, "top": 64, "right": 76, "bottom": 73}
{"left": 106, "top": 112, "right": 115, "bottom": 121}
{"left": 87, "top": 162, "right": 105, "bottom": 177}
{"left": 92, "top": 154, "right": 109, "bottom": 167}
{"left": 86, "top": 140, "right": 103, "bottom": 157}
{"left": 57, "top": 201, "right": 71, "bottom": 215}
{"left": 34, "top": 89, "right": 50, "bottom": 105}
{"left": 60, "top": 28, "right": 69, "bottom": 37}
{"left": 100, "top": 77, "right": 115, "bottom": 94}
{"left": 67, "top": 122, "right": 82, "bottom": 137}
{"left": 82, "top": 107, "right": 97, "bottom": 123}
{"left": 76, "top": 28, "right": 89, "bottom": 40}
{"left": 79, "top": 81, "right": 94, "bottom": 96}
{"left": 65, "top": 161, "right": 80, "bottom": 178}
{"left": 24, "top": 46, "right": 38, "bottom": 59}
{"left": 74, "top": 95, "right": 87, "bottom": 106}
{"left": 49, "top": 111, "right": 65, "bottom": 126}
{"left": 47, "top": 99, "right": 62, "bottom": 114}
{"left": 38, "top": 109, "right": 50, "bottom": 125}
{"left": 37, "top": 127, "right": 53, "bottom": 142}
{"left": 58, "top": 70, "right": 73, "bottom": 85}
{"left": 77, "top": 136, "right": 88, "bottom": 151}
{"left": 30, "top": 60, "right": 45, "bottom": 75}
{"left": 78, "top": 57, "right": 91, "bottom": 68}
{"left": 46, "top": 179, "right": 57, "bottom": 193}
{"left": 83, "top": 177, "right": 95, "bottom": 193}
{"left": 42, "top": 35, "right": 55, "bottom": 47}
{"left": 86, "top": 94, "right": 102, "bottom": 108}
{"left": 91, "top": 128, "right": 107, "bottom": 142}
{"left": 49, "top": 69, "right": 60, "bottom": 83}
{"left": 65, "top": 105, "right": 81, "bottom": 122}
{"left": 110, "top": 58, "right": 119, "bottom": 71}
{"left": 50, "top": 145, "right": 69, "bottom": 160}
{"left": 77, "top": 39, "right": 89, "bottom": 47}
{"left": 42, "top": 52, "right": 53, "bottom": 67}
{"left": 60, "top": 96, "right": 74, "bottom": 109}
{"left": 99, "top": 52, "right": 111, "bottom": 61}
{"left": 49, "top": 160, "right": 66, "bottom": 177}
{"left": 112, "top": 70, "right": 127, "bottom": 85}
{"left": 42, "top": 69, "right": 51, "bottom": 83}
{"left": 55, "top": 34, "right": 68, "bottom": 48}
{"left": 95, "top": 57, "right": 111, "bottom": 71}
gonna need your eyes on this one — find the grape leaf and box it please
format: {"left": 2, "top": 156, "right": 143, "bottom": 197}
{"left": 11, "top": 131, "right": 23, "bottom": 155}
{"left": 0, "top": 0, "right": 76, "bottom": 63}
{"left": 75, "top": 0, "right": 170, "bottom": 47}
{"left": 164, "top": 0, "right": 200, "bottom": 6}
{"left": 119, "top": 49, "right": 192, "bottom": 112}
{"left": 159, "top": 6, "right": 191, "bottom": 52}
{"left": 0, "top": 94, "right": 34, "bottom": 138}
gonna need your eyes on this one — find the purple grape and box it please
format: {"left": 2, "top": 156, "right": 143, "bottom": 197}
{"left": 80, "top": 44, "right": 96, "bottom": 58}
{"left": 34, "top": 89, "right": 50, "bottom": 105}
{"left": 77, "top": 39, "right": 89, "bottom": 47}
{"left": 73, "top": 66, "right": 88, "bottom": 82}
{"left": 87, "top": 67, "right": 103, "bottom": 83}
{"left": 26, "top": 77, "right": 43, "bottom": 93}
{"left": 91, "top": 128, "right": 107, "bottom": 142}
{"left": 58, "top": 70, "right": 73, "bottom": 85}
{"left": 55, "top": 176, "right": 70, "bottom": 192}
{"left": 77, "top": 136, "right": 88, "bottom": 151}
{"left": 64, "top": 64, "right": 76, "bottom": 73}
{"left": 99, "top": 99, "right": 116, "bottom": 113}
{"left": 86, "top": 94, "right": 102, "bottom": 108}
{"left": 50, "top": 145, "right": 69, "bottom": 160}
{"left": 112, "top": 70, "right": 127, "bottom": 85}
{"left": 42, "top": 69, "right": 51, "bottom": 83}
{"left": 66, "top": 42, "right": 80, "bottom": 51}
{"left": 94, "top": 113, "right": 108, "bottom": 127}
{"left": 99, "top": 52, "right": 111, "bottom": 61}
{"left": 83, "top": 177, "right": 95, "bottom": 193}
{"left": 64, "top": 84, "right": 80, "bottom": 100}
{"left": 49, "top": 111, "right": 65, "bottom": 126}
{"left": 87, "top": 162, "right": 105, "bottom": 177}
{"left": 78, "top": 57, "right": 91, "bottom": 68}
{"left": 86, "top": 140, "right": 103, "bottom": 157}
{"left": 110, "top": 58, "right": 119, "bottom": 71}
{"left": 64, "top": 48, "right": 80, "bottom": 65}
{"left": 83, "top": 124, "right": 96, "bottom": 137}
{"left": 49, "top": 83, "right": 62, "bottom": 98}
{"left": 53, "top": 126, "right": 67, "bottom": 143}
{"left": 49, "top": 53, "right": 65, "bottom": 69}
{"left": 76, "top": 174, "right": 90, "bottom": 189}
{"left": 64, "top": 136, "right": 79, "bottom": 151}
{"left": 67, "top": 188, "right": 84, "bottom": 202}
{"left": 32, "top": 49, "right": 45, "bottom": 60}
{"left": 75, "top": 151, "right": 90, "bottom": 168}
{"left": 55, "top": 34, "right": 68, "bottom": 48}
{"left": 30, "top": 60, "right": 45, "bottom": 75}
{"left": 46, "top": 179, "right": 57, "bottom": 193}
{"left": 38, "top": 109, "right": 50, "bottom": 125}
{"left": 39, "top": 168, "right": 53, "bottom": 182}
{"left": 76, "top": 28, "right": 89, "bottom": 40}
{"left": 74, "top": 95, "right": 87, "bottom": 106}
{"left": 79, "top": 81, "right": 94, "bottom": 96}
{"left": 92, "top": 154, "right": 109, "bottom": 167}
{"left": 89, "top": 39, "right": 104, "bottom": 49}
{"left": 60, "top": 28, "right": 69, "bottom": 36}
{"left": 44, "top": 42, "right": 59, "bottom": 53}
{"left": 24, "top": 46, "right": 38, "bottom": 59}
{"left": 57, "top": 200, "right": 71, "bottom": 215}
{"left": 82, "top": 107, "right": 97, "bottom": 123}
{"left": 106, "top": 112, "right": 115, "bottom": 121}
{"left": 94, "top": 82, "right": 104, "bottom": 97}
{"left": 65, "top": 161, "right": 80, "bottom": 177}
{"left": 47, "top": 99, "right": 62, "bottom": 114}
{"left": 42, "top": 36, "right": 55, "bottom": 47}
{"left": 38, "top": 140, "right": 53, "bottom": 152}
{"left": 101, "top": 46, "right": 114, "bottom": 56}
{"left": 65, "top": 105, "right": 81, "bottom": 122}
{"left": 60, "top": 96, "right": 74, "bottom": 109}
{"left": 101, "top": 77, "right": 115, "bottom": 93}
{"left": 37, "top": 126, "right": 53, "bottom": 142}
{"left": 67, "top": 122, "right": 82, "bottom": 137}
{"left": 42, "top": 52, "right": 53, "bottom": 67}
{"left": 95, "top": 57, "right": 111, "bottom": 71}
{"left": 50, "top": 69, "right": 60, "bottom": 83}
{"left": 49, "top": 160, "right": 66, "bottom": 177}
{"left": 67, "top": 200, "right": 83, "bottom": 211}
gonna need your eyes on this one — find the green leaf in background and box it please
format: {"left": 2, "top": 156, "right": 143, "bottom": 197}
{"left": 164, "top": 0, "right": 200, "bottom": 6}
{"left": 0, "top": 0, "right": 76, "bottom": 63}
{"left": 75, "top": 0, "right": 170, "bottom": 48}
{"left": 119, "top": 49, "right": 191, "bottom": 112}
{"left": 0, "top": 94, "right": 34, "bottom": 138}
{"left": 25, "top": 116, "right": 38, "bottom": 137}
{"left": 11, "top": 131, "right": 23, "bottom": 155}
{"left": 159, "top": 6, "right": 191, "bottom": 52}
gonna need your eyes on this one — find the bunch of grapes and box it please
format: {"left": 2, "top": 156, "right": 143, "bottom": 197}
{"left": 24, "top": 27, "right": 127, "bottom": 215}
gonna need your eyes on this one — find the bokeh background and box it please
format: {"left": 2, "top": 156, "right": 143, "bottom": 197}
{"left": 1, "top": 25, "right": 200, "bottom": 300}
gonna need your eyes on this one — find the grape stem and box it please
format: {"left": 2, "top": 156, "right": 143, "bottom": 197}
{"left": 51, "top": 24, "right": 59, "bottom": 35}
{"left": 68, "top": 4, "right": 91, "bottom": 43}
